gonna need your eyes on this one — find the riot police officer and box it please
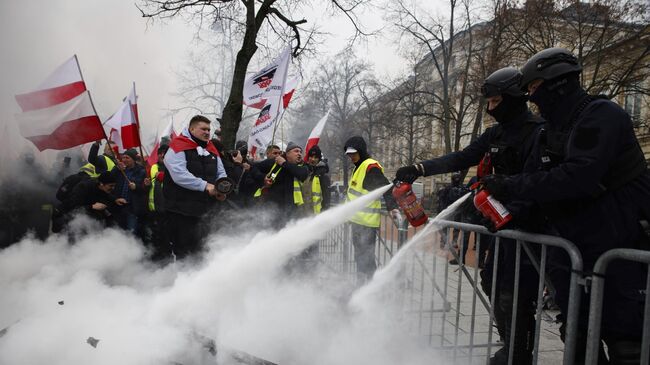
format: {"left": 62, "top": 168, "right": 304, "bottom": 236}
{"left": 483, "top": 48, "right": 650, "bottom": 364}
{"left": 396, "top": 67, "right": 544, "bottom": 364}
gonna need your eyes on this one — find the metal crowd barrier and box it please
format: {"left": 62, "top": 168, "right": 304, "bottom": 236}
{"left": 585, "top": 248, "right": 650, "bottom": 365}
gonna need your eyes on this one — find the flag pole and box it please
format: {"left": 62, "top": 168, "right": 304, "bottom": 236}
{"left": 131, "top": 82, "right": 149, "bottom": 169}
{"left": 75, "top": 55, "right": 130, "bottom": 183}
{"left": 270, "top": 45, "right": 291, "bottom": 145}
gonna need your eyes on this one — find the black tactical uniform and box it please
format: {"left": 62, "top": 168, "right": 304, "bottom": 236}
{"left": 484, "top": 48, "right": 649, "bottom": 364}
{"left": 397, "top": 67, "right": 544, "bottom": 364}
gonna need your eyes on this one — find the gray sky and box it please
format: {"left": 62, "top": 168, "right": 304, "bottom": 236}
{"left": 0, "top": 0, "right": 445, "bottom": 159}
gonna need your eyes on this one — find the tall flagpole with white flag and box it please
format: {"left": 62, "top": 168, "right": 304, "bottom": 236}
{"left": 270, "top": 45, "right": 292, "bottom": 144}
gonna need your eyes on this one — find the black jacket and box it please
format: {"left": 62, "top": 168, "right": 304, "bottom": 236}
{"left": 421, "top": 111, "right": 543, "bottom": 176}
{"left": 255, "top": 158, "right": 309, "bottom": 213}
{"left": 507, "top": 90, "right": 650, "bottom": 264}
{"left": 57, "top": 178, "right": 119, "bottom": 219}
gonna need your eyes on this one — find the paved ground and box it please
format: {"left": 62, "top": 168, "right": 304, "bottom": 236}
{"left": 397, "top": 231, "right": 566, "bottom": 365}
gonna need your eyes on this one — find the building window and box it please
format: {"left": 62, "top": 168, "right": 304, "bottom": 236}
{"left": 624, "top": 91, "right": 642, "bottom": 126}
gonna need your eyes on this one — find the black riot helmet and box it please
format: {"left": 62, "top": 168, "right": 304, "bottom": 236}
{"left": 520, "top": 48, "right": 582, "bottom": 90}
{"left": 481, "top": 67, "right": 525, "bottom": 98}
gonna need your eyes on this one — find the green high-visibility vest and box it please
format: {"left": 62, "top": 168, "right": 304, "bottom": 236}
{"left": 80, "top": 155, "right": 115, "bottom": 178}
{"left": 347, "top": 158, "right": 383, "bottom": 228}
{"left": 312, "top": 175, "right": 322, "bottom": 214}
{"left": 148, "top": 163, "right": 159, "bottom": 212}
{"left": 254, "top": 163, "right": 304, "bottom": 206}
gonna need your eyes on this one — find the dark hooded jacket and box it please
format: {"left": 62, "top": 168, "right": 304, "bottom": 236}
{"left": 344, "top": 136, "right": 397, "bottom": 211}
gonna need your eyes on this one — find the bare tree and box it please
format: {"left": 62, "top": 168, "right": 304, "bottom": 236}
{"left": 137, "top": 0, "right": 372, "bottom": 148}
{"left": 389, "top": 0, "right": 480, "bottom": 155}
{"left": 307, "top": 50, "right": 371, "bottom": 186}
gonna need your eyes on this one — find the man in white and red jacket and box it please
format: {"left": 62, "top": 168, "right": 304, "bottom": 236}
{"left": 163, "top": 115, "right": 227, "bottom": 260}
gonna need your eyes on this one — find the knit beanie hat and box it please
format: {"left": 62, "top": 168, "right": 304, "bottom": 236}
{"left": 123, "top": 149, "right": 138, "bottom": 160}
{"left": 98, "top": 171, "right": 116, "bottom": 184}
{"left": 308, "top": 145, "right": 322, "bottom": 159}
{"left": 285, "top": 141, "right": 302, "bottom": 153}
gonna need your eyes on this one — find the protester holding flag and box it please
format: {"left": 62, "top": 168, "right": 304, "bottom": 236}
{"left": 255, "top": 142, "right": 309, "bottom": 227}
{"left": 163, "top": 115, "right": 227, "bottom": 260}
{"left": 85, "top": 140, "right": 118, "bottom": 177}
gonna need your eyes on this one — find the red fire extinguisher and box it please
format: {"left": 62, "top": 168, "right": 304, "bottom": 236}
{"left": 471, "top": 183, "right": 512, "bottom": 230}
{"left": 392, "top": 182, "right": 428, "bottom": 227}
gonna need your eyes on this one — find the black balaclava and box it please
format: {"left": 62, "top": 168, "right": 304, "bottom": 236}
{"left": 529, "top": 73, "right": 581, "bottom": 123}
{"left": 486, "top": 94, "right": 528, "bottom": 125}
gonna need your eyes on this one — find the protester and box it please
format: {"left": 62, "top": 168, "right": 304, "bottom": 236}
{"left": 301, "top": 145, "right": 331, "bottom": 215}
{"left": 255, "top": 142, "right": 309, "bottom": 226}
{"left": 51, "top": 171, "right": 126, "bottom": 233}
{"left": 85, "top": 140, "right": 118, "bottom": 177}
{"left": 163, "top": 115, "right": 227, "bottom": 260}
{"left": 265, "top": 144, "right": 282, "bottom": 159}
{"left": 344, "top": 136, "right": 399, "bottom": 283}
{"left": 146, "top": 144, "right": 169, "bottom": 261}
{"left": 113, "top": 148, "right": 147, "bottom": 236}
{"left": 222, "top": 140, "right": 264, "bottom": 209}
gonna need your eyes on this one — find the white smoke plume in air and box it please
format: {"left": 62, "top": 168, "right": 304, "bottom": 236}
{"left": 0, "top": 186, "right": 444, "bottom": 365}
{"left": 350, "top": 193, "right": 472, "bottom": 312}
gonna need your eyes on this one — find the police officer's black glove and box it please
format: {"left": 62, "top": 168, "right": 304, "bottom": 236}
{"left": 480, "top": 174, "right": 510, "bottom": 202}
{"left": 479, "top": 216, "right": 499, "bottom": 233}
{"left": 395, "top": 165, "right": 422, "bottom": 184}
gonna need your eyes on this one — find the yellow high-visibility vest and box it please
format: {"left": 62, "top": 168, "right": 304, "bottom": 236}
{"left": 254, "top": 163, "right": 304, "bottom": 206}
{"left": 80, "top": 156, "right": 115, "bottom": 178}
{"left": 148, "top": 163, "right": 159, "bottom": 212}
{"left": 312, "top": 175, "right": 322, "bottom": 214}
{"left": 347, "top": 158, "right": 383, "bottom": 227}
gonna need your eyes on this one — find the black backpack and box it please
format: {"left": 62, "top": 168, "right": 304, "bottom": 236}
{"left": 56, "top": 172, "right": 91, "bottom": 202}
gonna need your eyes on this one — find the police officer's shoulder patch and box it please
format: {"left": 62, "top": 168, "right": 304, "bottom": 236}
{"left": 573, "top": 127, "right": 600, "bottom": 150}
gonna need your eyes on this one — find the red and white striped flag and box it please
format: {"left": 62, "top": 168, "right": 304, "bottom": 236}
{"left": 147, "top": 119, "right": 177, "bottom": 166}
{"left": 14, "top": 55, "right": 104, "bottom": 151}
{"left": 105, "top": 84, "right": 141, "bottom": 149}
{"left": 304, "top": 111, "right": 329, "bottom": 162}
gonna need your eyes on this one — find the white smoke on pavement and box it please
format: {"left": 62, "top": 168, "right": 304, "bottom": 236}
{"left": 0, "top": 186, "right": 444, "bottom": 365}
{"left": 349, "top": 192, "right": 472, "bottom": 313}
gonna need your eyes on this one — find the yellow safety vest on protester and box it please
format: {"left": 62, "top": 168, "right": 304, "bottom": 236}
{"left": 80, "top": 156, "right": 116, "bottom": 178}
{"left": 347, "top": 158, "right": 383, "bottom": 228}
{"left": 254, "top": 163, "right": 304, "bottom": 206}
{"left": 148, "top": 163, "right": 159, "bottom": 211}
{"left": 311, "top": 175, "right": 322, "bottom": 214}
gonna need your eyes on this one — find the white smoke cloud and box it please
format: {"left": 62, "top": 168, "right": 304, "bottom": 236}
{"left": 0, "top": 187, "right": 445, "bottom": 365}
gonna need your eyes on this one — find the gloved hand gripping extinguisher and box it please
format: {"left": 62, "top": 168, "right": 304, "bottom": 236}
{"left": 471, "top": 153, "right": 512, "bottom": 230}
{"left": 393, "top": 181, "right": 428, "bottom": 227}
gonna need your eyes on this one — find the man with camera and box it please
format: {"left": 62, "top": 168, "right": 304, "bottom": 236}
{"left": 163, "top": 115, "right": 227, "bottom": 260}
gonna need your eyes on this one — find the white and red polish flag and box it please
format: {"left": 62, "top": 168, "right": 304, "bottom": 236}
{"left": 14, "top": 55, "right": 104, "bottom": 151}
{"left": 242, "top": 46, "right": 292, "bottom": 108}
{"left": 104, "top": 85, "right": 141, "bottom": 149}
{"left": 303, "top": 111, "right": 330, "bottom": 162}
{"left": 147, "top": 119, "right": 177, "bottom": 166}
{"left": 244, "top": 75, "right": 300, "bottom": 109}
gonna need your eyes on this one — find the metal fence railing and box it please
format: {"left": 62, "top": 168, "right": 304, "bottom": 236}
{"left": 318, "top": 211, "right": 650, "bottom": 364}
{"left": 585, "top": 248, "right": 650, "bottom": 365}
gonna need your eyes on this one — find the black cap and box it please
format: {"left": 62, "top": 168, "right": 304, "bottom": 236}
{"left": 98, "top": 171, "right": 116, "bottom": 184}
